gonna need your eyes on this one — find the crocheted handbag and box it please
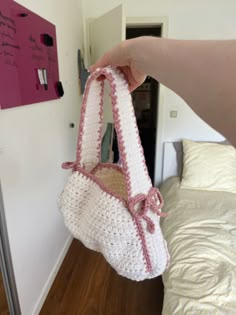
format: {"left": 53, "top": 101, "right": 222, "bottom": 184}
{"left": 59, "top": 66, "right": 170, "bottom": 281}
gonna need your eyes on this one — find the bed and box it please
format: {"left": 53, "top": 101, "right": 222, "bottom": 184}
{"left": 160, "top": 141, "right": 236, "bottom": 315}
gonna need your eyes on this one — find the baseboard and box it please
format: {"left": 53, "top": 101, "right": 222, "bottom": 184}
{"left": 32, "top": 235, "right": 73, "bottom": 315}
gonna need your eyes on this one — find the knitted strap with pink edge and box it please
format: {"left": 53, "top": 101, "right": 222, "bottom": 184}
{"left": 63, "top": 66, "right": 168, "bottom": 272}
{"left": 76, "top": 66, "right": 152, "bottom": 198}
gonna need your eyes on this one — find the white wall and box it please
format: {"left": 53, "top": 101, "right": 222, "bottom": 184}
{"left": 0, "top": 1, "right": 83, "bottom": 314}
{"left": 82, "top": 0, "right": 236, "bottom": 183}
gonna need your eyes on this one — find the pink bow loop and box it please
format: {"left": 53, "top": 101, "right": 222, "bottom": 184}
{"left": 62, "top": 161, "right": 78, "bottom": 170}
{"left": 128, "top": 187, "right": 167, "bottom": 234}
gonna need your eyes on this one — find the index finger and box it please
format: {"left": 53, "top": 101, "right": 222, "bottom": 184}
{"left": 89, "top": 52, "right": 110, "bottom": 72}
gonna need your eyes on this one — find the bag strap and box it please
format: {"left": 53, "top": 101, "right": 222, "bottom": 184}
{"left": 75, "top": 66, "right": 152, "bottom": 198}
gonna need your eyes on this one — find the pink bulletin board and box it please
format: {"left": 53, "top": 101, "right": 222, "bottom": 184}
{"left": 0, "top": 0, "right": 62, "bottom": 110}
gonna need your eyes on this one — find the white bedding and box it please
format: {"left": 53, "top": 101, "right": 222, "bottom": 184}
{"left": 160, "top": 177, "right": 236, "bottom": 315}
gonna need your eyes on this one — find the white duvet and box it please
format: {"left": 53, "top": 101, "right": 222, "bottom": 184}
{"left": 160, "top": 177, "right": 236, "bottom": 315}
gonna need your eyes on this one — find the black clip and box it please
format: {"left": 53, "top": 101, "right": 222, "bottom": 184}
{"left": 56, "top": 81, "right": 64, "bottom": 97}
{"left": 42, "top": 34, "right": 54, "bottom": 47}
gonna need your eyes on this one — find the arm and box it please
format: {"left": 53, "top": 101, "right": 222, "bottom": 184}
{"left": 90, "top": 37, "right": 236, "bottom": 147}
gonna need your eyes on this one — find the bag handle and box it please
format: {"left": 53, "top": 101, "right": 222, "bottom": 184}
{"left": 69, "top": 66, "right": 152, "bottom": 198}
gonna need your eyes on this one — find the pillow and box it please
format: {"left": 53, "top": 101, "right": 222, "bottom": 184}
{"left": 180, "top": 139, "right": 236, "bottom": 193}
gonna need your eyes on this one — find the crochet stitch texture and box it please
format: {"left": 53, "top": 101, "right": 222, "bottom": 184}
{"left": 59, "top": 66, "right": 169, "bottom": 281}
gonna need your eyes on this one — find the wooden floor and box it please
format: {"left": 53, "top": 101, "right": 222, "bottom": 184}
{"left": 40, "top": 240, "right": 164, "bottom": 315}
{"left": 0, "top": 269, "right": 9, "bottom": 315}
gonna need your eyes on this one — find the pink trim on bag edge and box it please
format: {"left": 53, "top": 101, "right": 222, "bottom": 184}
{"left": 96, "top": 80, "right": 105, "bottom": 161}
{"left": 106, "top": 70, "right": 154, "bottom": 272}
{"left": 62, "top": 162, "right": 127, "bottom": 206}
{"left": 75, "top": 67, "right": 151, "bottom": 194}
{"left": 63, "top": 67, "right": 168, "bottom": 273}
{"left": 134, "top": 217, "right": 152, "bottom": 272}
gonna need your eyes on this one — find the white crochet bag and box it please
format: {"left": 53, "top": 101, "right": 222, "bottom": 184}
{"left": 59, "top": 66, "right": 169, "bottom": 281}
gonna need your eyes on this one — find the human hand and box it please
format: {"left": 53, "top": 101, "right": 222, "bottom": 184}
{"left": 89, "top": 39, "right": 147, "bottom": 92}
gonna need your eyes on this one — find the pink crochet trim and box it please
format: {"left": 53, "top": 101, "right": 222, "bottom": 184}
{"left": 128, "top": 187, "right": 167, "bottom": 272}
{"left": 75, "top": 68, "right": 151, "bottom": 195}
{"left": 62, "top": 161, "right": 127, "bottom": 206}
{"left": 63, "top": 67, "right": 167, "bottom": 273}
{"left": 96, "top": 81, "right": 105, "bottom": 161}
{"left": 134, "top": 217, "right": 152, "bottom": 272}
{"left": 128, "top": 187, "right": 166, "bottom": 234}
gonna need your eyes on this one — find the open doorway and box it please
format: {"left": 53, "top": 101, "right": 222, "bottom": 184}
{"left": 126, "top": 26, "right": 161, "bottom": 183}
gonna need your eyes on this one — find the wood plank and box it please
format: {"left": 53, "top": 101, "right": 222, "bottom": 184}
{"left": 40, "top": 239, "right": 164, "bottom": 315}
{"left": 0, "top": 269, "right": 9, "bottom": 315}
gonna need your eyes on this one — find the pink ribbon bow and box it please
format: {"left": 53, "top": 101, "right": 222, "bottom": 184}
{"left": 62, "top": 162, "right": 167, "bottom": 234}
{"left": 128, "top": 187, "right": 167, "bottom": 234}
{"left": 62, "top": 161, "right": 79, "bottom": 170}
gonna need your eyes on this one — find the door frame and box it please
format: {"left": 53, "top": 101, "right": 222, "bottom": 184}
{"left": 126, "top": 17, "right": 168, "bottom": 186}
